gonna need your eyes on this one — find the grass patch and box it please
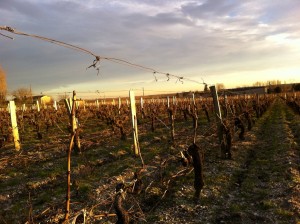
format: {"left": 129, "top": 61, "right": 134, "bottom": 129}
{"left": 276, "top": 208, "right": 294, "bottom": 217}
{"left": 259, "top": 200, "right": 277, "bottom": 210}
{"left": 229, "top": 203, "right": 245, "bottom": 213}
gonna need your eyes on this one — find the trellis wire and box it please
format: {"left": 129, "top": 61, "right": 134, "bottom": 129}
{"left": 0, "top": 26, "right": 210, "bottom": 86}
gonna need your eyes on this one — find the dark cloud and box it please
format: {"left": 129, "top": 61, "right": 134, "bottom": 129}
{"left": 123, "top": 11, "right": 193, "bottom": 28}
{"left": 181, "top": 0, "right": 239, "bottom": 19}
{"left": 1, "top": 0, "right": 300, "bottom": 94}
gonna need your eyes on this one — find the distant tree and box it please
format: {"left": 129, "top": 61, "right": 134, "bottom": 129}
{"left": 216, "top": 83, "right": 225, "bottom": 91}
{"left": 267, "top": 80, "right": 282, "bottom": 86}
{"left": 254, "top": 80, "right": 283, "bottom": 87}
{"left": 253, "top": 81, "right": 264, "bottom": 87}
{"left": 12, "top": 87, "right": 32, "bottom": 104}
{"left": 0, "top": 65, "right": 7, "bottom": 102}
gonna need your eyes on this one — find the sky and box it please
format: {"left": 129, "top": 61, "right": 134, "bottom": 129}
{"left": 1, "top": 0, "right": 300, "bottom": 99}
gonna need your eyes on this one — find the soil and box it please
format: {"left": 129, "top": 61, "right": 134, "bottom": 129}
{"left": 0, "top": 97, "right": 299, "bottom": 223}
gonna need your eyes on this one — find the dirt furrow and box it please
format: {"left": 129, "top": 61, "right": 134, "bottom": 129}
{"left": 213, "top": 99, "right": 299, "bottom": 224}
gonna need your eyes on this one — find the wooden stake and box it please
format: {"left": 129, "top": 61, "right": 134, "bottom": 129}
{"left": 140, "top": 97, "right": 143, "bottom": 109}
{"left": 168, "top": 108, "right": 175, "bottom": 144}
{"left": 65, "top": 99, "right": 71, "bottom": 114}
{"left": 129, "top": 91, "right": 140, "bottom": 156}
{"left": 9, "top": 101, "right": 21, "bottom": 151}
{"left": 167, "top": 96, "right": 170, "bottom": 108}
{"left": 64, "top": 91, "right": 80, "bottom": 222}
{"left": 209, "top": 86, "right": 224, "bottom": 157}
{"left": 118, "top": 97, "right": 121, "bottom": 114}
{"left": 36, "top": 100, "right": 40, "bottom": 112}
{"left": 53, "top": 101, "right": 57, "bottom": 110}
{"left": 192, "top": 93, "right": 198, "bottom": 144}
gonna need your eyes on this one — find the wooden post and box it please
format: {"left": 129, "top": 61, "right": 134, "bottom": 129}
{"left": 9, "top": 101, "right": 21, "bottom": 151}
{"left": 64, "top": 99, "right": 71, "bottom": 114}
{"left": 224, "top": 93, "right": 228, "bottom": 118}
{"left": 129, "top": 91, "right": 140, "bottom": 156}
{"left": 53, "top": 101, "right": 57, "bottom": 110}
{"left": 140, "top": 97, "right": 143, "bottom": 109}
{"left": 118, "top": 97, "right": 121, "bottom": 114}
{"left": 192, "top": 93, "right": 198, "bottom": 144}
{"left": 256, "top": 93, "right": 260, "bottom": 117}
{"left": 64, "top": 91, "right": 80, "bottom": 222}
{"left": 169, "top": 109, "right": 175, "bottom": 144}
{"left": 209, "top": 86, "right": 224, "bottom": 157}
{"left": 192, "top": 93, "right": 195, "bottom": 105}
{"left": 140, "top": 97, "right": 144, "bottom": 118}
{"left": 36, "top": 100, "right": 40, "bottom": 112}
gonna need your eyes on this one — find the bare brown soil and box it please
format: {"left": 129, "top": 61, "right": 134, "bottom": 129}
{"left": 0, "top": 98, "right": 299, "bottom": 223}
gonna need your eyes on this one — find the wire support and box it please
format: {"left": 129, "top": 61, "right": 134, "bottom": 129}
{"left": 1, "top": 26, "right": 209, "bottom": 86}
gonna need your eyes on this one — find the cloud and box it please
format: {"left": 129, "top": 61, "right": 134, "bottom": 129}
{"left": 1, "top": 0, "right": 300, "bottom": 96}
{"left": 181, "top": 0, "right": 239, "bottom": 19}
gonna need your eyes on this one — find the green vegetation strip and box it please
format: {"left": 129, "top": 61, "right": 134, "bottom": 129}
{"left": 211, "top": 99, "right": 299, "bottom": 223}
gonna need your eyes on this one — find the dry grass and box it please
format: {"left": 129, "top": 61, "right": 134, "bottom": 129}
{"left": 0, "top": 98, "right": 299, "bottom": 223}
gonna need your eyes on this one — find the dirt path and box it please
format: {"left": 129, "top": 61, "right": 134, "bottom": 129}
{"left": 210, "top": 100, "right": 300, "bottom": 223}
{"left": 152, "top": 98, "right": 300, "bottom": 224}
{"left": 211, "top": 98, "right": 300, "bottom": 223}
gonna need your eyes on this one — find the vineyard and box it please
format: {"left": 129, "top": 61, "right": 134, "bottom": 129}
{"left": 0, "top": 91, "right": 300, "bottom": 224}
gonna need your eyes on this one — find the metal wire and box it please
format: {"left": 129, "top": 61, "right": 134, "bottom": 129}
{"left": 0, "top": 26, "right": 209, "bottom": 86}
